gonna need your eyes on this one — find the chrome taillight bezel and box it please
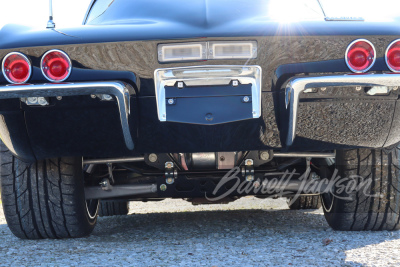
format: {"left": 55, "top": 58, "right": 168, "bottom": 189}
{"left": 2, "top": 52, "right": 32, "bottom": 84}
{"left": 345, "top": 39, "right": 376, "bottom": 73}
{"left": 385, "top": 39, "right": 400, "bottom": 73}
{"left": 41, "top": 49, "right": 72, "bottom": 82}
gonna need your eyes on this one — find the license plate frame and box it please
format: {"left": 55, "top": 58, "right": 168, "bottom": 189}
{"left": 154, "top": 65, "right": 262, "bottom": 124}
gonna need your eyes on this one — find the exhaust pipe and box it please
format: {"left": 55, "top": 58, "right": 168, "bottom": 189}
{"left": 85, "top": 184, "right": 157, "bottom": 200}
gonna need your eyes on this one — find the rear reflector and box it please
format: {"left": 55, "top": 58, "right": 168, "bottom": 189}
{"left": 345, "top": 39, "right": 376, "bottom": 73}
{"left": 41, "top": 50, "right": 71, "bottom": 82}
{"left": 385, "top": 39, "right": 400, "bottom": 72}
{"left": 158, "top": 41, "right": 257, "bottom": 62}
{"left": 2, "top": 52, "right": 31, "bottom": 84}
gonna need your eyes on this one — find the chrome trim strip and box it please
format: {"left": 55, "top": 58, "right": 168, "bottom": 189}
{"left": 41, "top": 49, "right": 72, "bottom": 82}
{"left": 0, "top": 81, "right": 134, "bottom": 150}
{"left": 285, "top": 74, "right": 400, "bottom": 146}
{"left": 154, "top": 65, "right": 262, "bottom": 122}
{"left": 345, "top": 39, "right": 376, "bottom": 73}
{"left": 273, "top": 152, "right": 335, "bottom": 158}
{"left": 83, "top": 157, "right": 145, "bottom": 164}
{"left": 2, "top": 52, "right": 32, "bottom": 84}
{"left": 325, "top": 17, "right": 364, "bottom": 21}
{"left": 385, "top": 39, "right": 400, "bottom": 73}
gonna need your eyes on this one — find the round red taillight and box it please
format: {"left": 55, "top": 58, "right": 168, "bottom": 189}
{"left": 385, "top": 39, "right": 400, "bottom": 72}
{"left": 41, "top": 50, "right": 71, "bottom": 82}
{"left": 345, "top": 39, "right": 376, "bottom": 73}
{"left": 2, "top": 52, "right": 31, "bottom": 84}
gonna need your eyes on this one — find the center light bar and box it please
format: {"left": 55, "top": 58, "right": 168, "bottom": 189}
{"left": 158, "top": 41, "right": 257, "bottom": 62}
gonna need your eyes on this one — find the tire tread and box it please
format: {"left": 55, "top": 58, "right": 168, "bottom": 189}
{"left": 99, "top": 201, "right": 129, "bottom": 217}
{"left": 0, "top": 142, "right": 97, "bottom": 239}
{"left": 323, "top": 147, "right": 400, "bottom": 231}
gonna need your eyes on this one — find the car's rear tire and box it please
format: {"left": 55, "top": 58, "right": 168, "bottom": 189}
{"left": 99, "top": 201, "right": 129, "bottom": 217}
{"left": 288, "top": 195, "right": 321, "bottom": 210}
{"left": 0, "top": 142, "right": 99, "bottom": 239}
{"left": 321, "top": 147, "right": 400, "bottom": 231}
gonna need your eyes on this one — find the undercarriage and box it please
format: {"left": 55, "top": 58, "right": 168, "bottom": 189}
{"left": 83, "top": 151, "right": 335, "bottom": 203}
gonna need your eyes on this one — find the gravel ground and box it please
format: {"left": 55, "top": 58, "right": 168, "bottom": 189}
{"left": 1, "top": 197, "right": 400, "bottom": 266}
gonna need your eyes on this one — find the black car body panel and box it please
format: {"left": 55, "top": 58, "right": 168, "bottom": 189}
{"left": 1, "top": 0, "right": 400, "bottom": 162}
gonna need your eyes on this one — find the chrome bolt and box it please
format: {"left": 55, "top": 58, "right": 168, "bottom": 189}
{"left": 102, "top": 94, "right": 113, "bottom": 101}
{"left": 245, "top": 159, "right": 253, "bottom": 166}
{"left": 166, "top": 177, "right": 174, "bottom": 184}
{"left": 27, "top": 97, "right": 38, "bottom": 104}
{"left": 243, "top": 96, "right": 250, "bottom": 102}
{"left": 100, "top": 179, "right": 108, "bottom": 187}
{"left": 56, "top": 96, "right": 62, "bottom": 100}
{"left": 160, "top": 184, "right": 167, "bottom": 191}
{"left": 148, "top": 153, "right": 158, "bottom": 163}
{"left": 165, "top": 162, "right": 173, "bottom": 169}
{"left": 310, "top": 172, "right": 320, "bottom": 180}
{"left": 356, "top": 86, "right": 362, "bottom": 91}
{"left": 167, "top": 98, "right": 175, "bottom": 105}
{"left": 253, "top": 180, "right": 261, "bottom": 189}
{"left": 246, "top": 175, "right": 254, "bottom": 182}
{"left": 260, "top": 151, "right": 270, "bottom": 161}
{"left": 232, "top": 80, "right": 239, "bottom": 87}
{"left": 37, "top": 97, "right": 48, "bottom": 106}
{"left": 90, "top": 94, "right": 96, "bottom": 99}
{"left": 177, "top": 82, "right": 184, "bottom": 88}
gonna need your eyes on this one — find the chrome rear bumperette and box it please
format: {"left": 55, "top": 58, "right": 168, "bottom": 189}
{"left": 0, "top": 81, "right": 135, "bottom": 150}
{"left": 285, "top": 74, "right": 400, "bottom": 146}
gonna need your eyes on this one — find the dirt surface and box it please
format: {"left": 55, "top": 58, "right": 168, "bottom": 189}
{"left": 0, "top": 197, "right": 399, "bottom": 266}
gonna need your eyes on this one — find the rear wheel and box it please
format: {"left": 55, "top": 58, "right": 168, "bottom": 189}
{"left": 288, "top": 195, "right": 321, "bottom": 210}
{"left": 0, "top": 142, "right": 99, "bottom": 239}
{"left": 321, "top": 147, "right": 400, "bottom": 231}
{"left": 99, "top": 201, "right": 129, "bottom": 217}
